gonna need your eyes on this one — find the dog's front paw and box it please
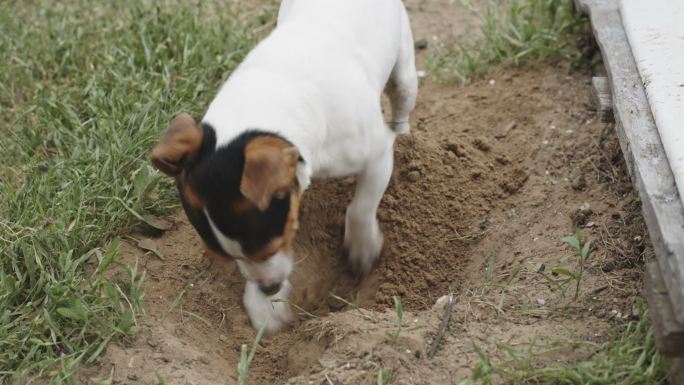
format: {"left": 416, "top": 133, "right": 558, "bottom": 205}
{"left": 344, "top": 214, "right": 383, "bottom": 276}
{"left": 243, "top": 280, "right": 292, "bottom": 334}
{"left": 389, "top": 121, "right": 410, "bottom": 134}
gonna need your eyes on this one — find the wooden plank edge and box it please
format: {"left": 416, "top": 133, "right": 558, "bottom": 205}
{"left": 579, "top": 0, "right": 684, "bottom": 325}
{"left": 673, "top": 359, "right": 684, "bottom": 385}
{"left": 644, "top": 262, "right": 684, "bottom": 357}
{"left": 591, "top": 76, "right": 614, "bottom": 122}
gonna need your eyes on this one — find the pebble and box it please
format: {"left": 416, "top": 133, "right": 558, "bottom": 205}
{"left": 153, "top": 352, "right": 171, "bottom": 363}
{"left": 407, "top": 170, "right": 420, "bottom": 182}
{"left": 146, "top": 336, "right": 159, "bottom": 348}
{"left": 536, "top": 298, "right": 546, "bottom": 307}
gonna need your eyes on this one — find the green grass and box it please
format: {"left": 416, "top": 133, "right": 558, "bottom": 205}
{"left": 426, "top": 0, "right": 590, "bottom": 83}
{"left": 237, "top": 325, "right": 266, "bottom": 385}
{"left": 0, "top": 1, "right": 266, "bottom": 382}
{"left": 462, "top": 303, "right": 671, "bottom": 385}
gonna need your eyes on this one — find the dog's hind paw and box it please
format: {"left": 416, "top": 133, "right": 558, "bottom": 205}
{"left": 243, "top": 280, "right": 292, "bottom": 334}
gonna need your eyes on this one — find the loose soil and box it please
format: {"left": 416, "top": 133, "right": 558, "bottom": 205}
{"left": 78, "top": 1, "right": 651, "bottom": 384}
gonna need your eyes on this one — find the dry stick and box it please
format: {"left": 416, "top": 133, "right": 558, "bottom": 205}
{"left": 428, "top": 289, "right": 455, "bottom": 359}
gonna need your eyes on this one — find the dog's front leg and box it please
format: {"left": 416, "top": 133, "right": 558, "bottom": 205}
{"left": 344, "top": 142, "right": 395, "bottom": 275}
{"left": 243, "top": 280, "right": 292, "bottom": 334}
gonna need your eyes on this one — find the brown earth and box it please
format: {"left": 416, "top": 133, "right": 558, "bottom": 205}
{"left": 78, "top": 1, "right": 651, "bottom": 384}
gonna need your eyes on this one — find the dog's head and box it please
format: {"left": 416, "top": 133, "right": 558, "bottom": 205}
{"left": 150, "top": 113, "right": 301, "bottom": 296}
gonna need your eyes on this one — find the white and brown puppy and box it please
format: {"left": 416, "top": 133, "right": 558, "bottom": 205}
{"left": 150, "top": 0, "right": 417, "bottom": 334}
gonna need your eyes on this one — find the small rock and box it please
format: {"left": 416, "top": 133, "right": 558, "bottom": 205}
{"left": 417, "top": 70, "right": 427, "bottom": 78}
{"left": 432, "top": 295, "right": 450, "bottom": 311}
{"left": 495, "top": 122, "right": 517, "bottom": 139}
{"left": 571, "top": 174, "right": 587, "bottom": 191}
{"left": 536, "top": 298, "right": 546, "bottom": 307}
{"left": 146, "top": 337, "right": 159, "bottom": 348}
{"left": 533, "top": 263, "right": 546, "bottom": 273}
{"left": 495, "top": 155, "right": 510, "bottom": 165}
{"left": 571, "top": 204, "right": 593, "bottom": 227}
{"left": 219, "top": 334, "right": 228, "bottom": 342}
{"left": 445, "top": 141, "right": 466, "bottom": 157}
{"left": 414, "top": 38, "right": 428, "bottom": 50}
{"left": 407, "top": 171, "right": 420, "bottom": 182}
{"left": 127, "top": 374, "right": 139, "bottom": 381}
{"left": 472, "top": 138, "right": 491, "bottom": 152}
{"left": 153, "top": 352, "right": 171, "bottom": 363}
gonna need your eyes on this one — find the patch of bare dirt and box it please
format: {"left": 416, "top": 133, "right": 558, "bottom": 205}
{"left": 77, "top": 2, "right": 651, "bottom": 385}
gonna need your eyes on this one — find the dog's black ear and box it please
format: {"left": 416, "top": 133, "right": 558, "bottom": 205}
{"left": 240, "top": 136, "right": 299, "bottom": 211}
{"left": 150, "top": 113, "right": 203, "bottom": 177}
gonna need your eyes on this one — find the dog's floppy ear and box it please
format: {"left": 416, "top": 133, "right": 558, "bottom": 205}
{"left": 150, "top": 113, "right": 203, "bottom": 177}
{"left": 240, "top": 137, "right": 299, "bottom": 211}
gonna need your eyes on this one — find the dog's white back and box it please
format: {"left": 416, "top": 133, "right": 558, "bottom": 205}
{"left": 203, "top": 0, "right": 415, "bottom": 186}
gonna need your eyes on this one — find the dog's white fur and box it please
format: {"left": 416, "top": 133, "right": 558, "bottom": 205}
{"left": 202, "top": 0, "right": 418, "bottom": 333}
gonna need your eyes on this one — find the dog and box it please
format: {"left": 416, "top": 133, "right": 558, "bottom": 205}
{"left": 150, "top": 0, "right": 417, "bottom": 334}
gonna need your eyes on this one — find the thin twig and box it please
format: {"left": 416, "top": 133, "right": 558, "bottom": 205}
{"left": 428, "top": 289, "right": 455, "bottom": 359}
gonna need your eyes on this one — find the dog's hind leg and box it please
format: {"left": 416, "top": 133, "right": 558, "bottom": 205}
{"left": 344, "top": 139, "right": 394, "bottom": 275}
{"left": 385, "top": 7, "right": 418, "bottom": 134}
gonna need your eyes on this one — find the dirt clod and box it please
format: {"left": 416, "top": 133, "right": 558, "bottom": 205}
{"left": 414, "top": 38, "right": 429, "bottom": 50}
{"left": 407, "top": 170, "right": 421, "bottom": 182}
{"left": 472, "top": 137, "right": 492, "bottom": 152}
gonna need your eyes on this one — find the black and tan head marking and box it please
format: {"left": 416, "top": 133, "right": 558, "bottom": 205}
{"left": 149, "top": 113, "right": 302, "bottom": 264}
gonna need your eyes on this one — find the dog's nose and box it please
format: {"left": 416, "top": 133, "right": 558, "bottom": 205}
{"left": 258, "top": 282, "right": 282, "bottom": 296}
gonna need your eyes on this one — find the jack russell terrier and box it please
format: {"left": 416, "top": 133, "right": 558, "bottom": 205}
{"left": 150, "top": 0, "right": 417, "bottom": 333}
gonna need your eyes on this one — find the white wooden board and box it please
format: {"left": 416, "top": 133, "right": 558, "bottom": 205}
{"left": 574, "top": 0, "right": 684, "bottom": 330}
{"left": 620, "top": 0, "right": 684, "bottom": 201}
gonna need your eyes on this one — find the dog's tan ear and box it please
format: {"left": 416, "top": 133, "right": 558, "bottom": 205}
{"left": 150, "top": 113, "right": 203, "bottom": 177}
{"left": 240, "top": 137, "right": 299, "bottom": 211}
